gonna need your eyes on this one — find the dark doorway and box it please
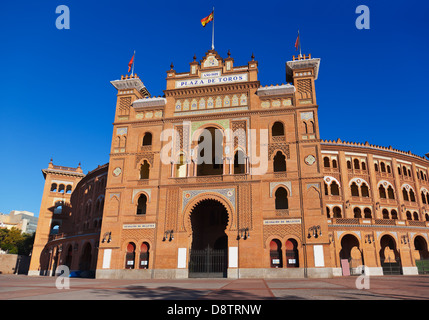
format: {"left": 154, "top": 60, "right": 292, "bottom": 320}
{"left": 189, "top": 199, "right": 228, "bottom": 278}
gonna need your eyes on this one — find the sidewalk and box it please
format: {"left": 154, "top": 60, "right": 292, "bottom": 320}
{"left": 0, "top": 274, "right": 428, "bottom": 300}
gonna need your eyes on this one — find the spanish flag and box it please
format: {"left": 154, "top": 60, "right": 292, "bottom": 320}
{"left": 201, "top": 11, "right": 214, "bottom": 27}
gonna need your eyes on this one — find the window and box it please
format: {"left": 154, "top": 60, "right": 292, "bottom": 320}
{"left": 351, "top": 182, "right": 359, "bottom": 197}
{"left": 270, "top": 239, "right": 283, "bottom": 268}
{"left": 364, "top": 208, "right": 372, "bottom": 218}
{"left": 234, "top": 150, "right": 246, "bottom": 174}
{"left": 285, "top": 239, "right": 299, "bottom": 268}
{"left": 331, "top": 181, "right": 340, "bottom": 196}
{"left": 361, "top": 183, "right": 369, "bottom": 197}
{"left": 354, "top": 207, "right": 362, "bottom": 218}
{"left": 323, "top": 157, "right": 330, "bottom": 168}
{"left": 136, "top": 194, "right": 147, "bottom": 215}
{"left": 142, "top": 132, "right": 152, "bottom": 146}
{"left": 140, "top": 160, "right": 150, "bottom": 179}
{"left": 382, "top": 209, "right": 389, "bottom": 219}
{"left": 379, "top": 185, "right": 387, "bottom": 199}
{"left": 387, "top": 186, "right": 395, "bottom": 199}
{"left": 125, "top": 242, "right": 136, "bottom": 269}
{"left": 403, "top": 188, "right": 409, "bottom": 201}
{"left": 58, "top": 184, "right": 65, "bottom": 193}
{"left": 272, "top": 122, "right": 284, "bottom": 137}
{"left": 333, "top": 206, "right": 342, "bottom": 218}
{"left": 275, "top": 187, "right": 288, "bottom": 210}
{"left": 66, "top": 185, "right": 72, "bottom": 194}
{"left": 273, "top": 151, "right": 286, "bottom": 172}
{"left": 176, "top": 154, "right": 187, "bottom": 178}
{"left": 50, "top": 183, "right": 57, "bottom": 192}
{"left": 139, "top": 242, "right": 150, "bottom": 269}
{"left": 353, "top": 159, "right": 360, "bottom": 170}
{"left": 391, "top": 210, "right": 398, "bottom": 220}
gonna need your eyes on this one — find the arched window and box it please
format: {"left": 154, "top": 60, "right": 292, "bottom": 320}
{"left": 50, "top": 183, "right": 58, "bottom": 192}
{"left": 354, "top": 207, "right": 362, "bottom": 218}
{"left": 347, "top": 160, "right": 352, "bottom": 170}
{"left": 142, "top": 132, "right": 152, "bottom": 146}
{"left": 269, "top": 239, "right": 283, "bottom": 268}
{"left": 331, "top": 181, "right": 340, "bottom": 196}
{"left": 364, "top": 208, "right": 372, "bottom": 218}
{"left": 58, "top": 184, "right": 65, "bottom": 193}
{"left": 275, "top": 187, "right": 288, "bottom": 210}
{"left": 382, "top": 209, "right": 389, "bottom": 219}
{"left": 361, "top": 183, "right": 369, "bottom": 197}
{"left": 272, "top": 122, "right": 284, "bottom": 137}
{"left": 333, "top": 206, "right": 342, "bottom": 218}
{"left": 66, "top": 185, "right": 72, "bottom": 194}
{"left": 413, "top": 212, "right": 419, "bottom": 221}
{"left": 380, "top": 162, "right": 386, "bottom": 172}
{"left": 332, "top": 159, "right": 338, "bottom": 168}
{"left": 273, "top": 151, "right": 286, "bottom": 172}
{"left": 285, "top": 239, "right": 299, "bottom": 268}
{"left": 361, "top": 161, "right": 367, "bottom": 170}
{"left": 351, "top": 182, "right": 359, "bottom": 197}
{"left": 54, "top": 201, "right": 63, "bottom": 214}
{"left": 234, "top": 150, "right": 246, "bottom": 174}
{"left": 140, "top": 160, "right": 150, "bottom": 179}
{"left": 176, "top": 154, "right": 187, "bottom": 178}
{"left": 136, "top": 194, "right": 147, "bottom": 215}
{"left": 391, "top": 210, "right": 398, "bottom": 220}
{"left": 402, "top": 188, "right": 409, "bottom": 201}
{"left": 323, "top": 157, "right": 330, "bottom": 168}
{"left": 353, "top": 159, "right": 360, "bottom": 170}
{"left": 406, "top": 211, "right": 412, "bottom": 220}
{"left": 422, "top": 192, "right": 427, "bottom": 204}
{"left": 387, "top": 186, "right": 395, "bottom": 200}
{"left": 379, "top": 185, "right": 387, "bottom": 199}
{"left": 139, "top": 242, "right": 150, "bottom": 269}
{"left": 410, "top": 190, "right": 416, "bottom": 202}
{"left": 125, "top": 242, "right": 136, "bottom": 269}
{"left": 375, "top": 163, "right": 379, "bottom": 172}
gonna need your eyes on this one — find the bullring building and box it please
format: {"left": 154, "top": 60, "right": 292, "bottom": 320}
{"left": 29, "top": 50, "right": 429, "bottom": 279}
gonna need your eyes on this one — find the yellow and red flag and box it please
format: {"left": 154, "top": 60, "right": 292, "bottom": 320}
{"left": 201, "top": 11, "right": 214, "bottom": 27}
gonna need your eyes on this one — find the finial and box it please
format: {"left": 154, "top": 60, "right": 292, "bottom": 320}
{"left": 49, "top": 158, "right": 53, "bottom": 164}
{"left": 227, "top": 49, "right": 231, "bottom": 57}
{"left": 193, "top": 54, "right": 196, "bottom": 61}
{"left": 78, "top": 162, "right": 81, "bottom": 167}
{"left": 251, "top": 53, "right": 255, "bottom": 61}
{"left": 170, "top": 62, "right": 174, "bottom": 70}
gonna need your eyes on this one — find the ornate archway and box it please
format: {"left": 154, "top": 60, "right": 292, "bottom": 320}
{"left": 187, "top": 198, "right": 229, "bottom": 278}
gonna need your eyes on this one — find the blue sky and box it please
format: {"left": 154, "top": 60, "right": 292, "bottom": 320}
{"left": 0, "top": 0, "right": 428, "bottom": 216}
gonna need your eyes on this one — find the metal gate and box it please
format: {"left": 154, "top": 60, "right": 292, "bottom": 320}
{"left": 381, "top": 258, "right": 402, "bottom": 275}
{"left": 189, "top": 247, "right": 227, "bottom": 278}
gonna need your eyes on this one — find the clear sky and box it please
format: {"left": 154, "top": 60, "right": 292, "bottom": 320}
{"left": 0, "top": 0, "right": 428, "bottom": 217}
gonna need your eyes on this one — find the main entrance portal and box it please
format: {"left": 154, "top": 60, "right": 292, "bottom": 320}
{"left": 189, "top": 199, "right": 228, "bottom": 278}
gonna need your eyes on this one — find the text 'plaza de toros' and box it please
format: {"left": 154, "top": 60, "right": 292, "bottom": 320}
{"left": 29, "top": 50, "right": 429, "bottom": 279}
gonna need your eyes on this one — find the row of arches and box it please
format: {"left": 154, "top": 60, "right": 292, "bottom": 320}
{"left": 50, "top": 183, "right": 72, "bottom": 194}
{"left": 338, "top": 233, "right": 429, "bottom": 274}
{"left": 125, "top": 242, "right": 151, "bottom": 269}
{"left": 324, "top": 176, "right": 426, "bottom": 204}
{"left": 270, "top": 239, "right": 299, "bottom": 268}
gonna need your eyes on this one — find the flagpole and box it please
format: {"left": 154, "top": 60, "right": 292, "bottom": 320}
{"left": 131, "top": 50, "right": 135, "bottom": 76}
{"left": 298, "top": 30, "right": 302, "bottom": 56}
{"left": 211, "top": 7, "right": 215, "bottom": 50}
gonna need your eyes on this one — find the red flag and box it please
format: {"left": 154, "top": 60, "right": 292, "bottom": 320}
{"left": 128, "top": 53, "right": 135, "bottom": 73}
{"left": 295, "top": 34, "right": 300, "bottom": 51}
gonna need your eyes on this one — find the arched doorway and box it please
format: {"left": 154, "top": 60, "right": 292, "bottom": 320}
{"left": 188, "top": 199, "right": 228, "bottom": 278}
{"left": 269, "top": 239, "right": 283, "bottom": 268}
{"left": 379, "top": 235, "right": 401, "bottom": 275}
{"left": 79, "top": 242, "right": 93, "bottom": 275}
{"left": 339, "top": 234, "right": 363, "bottom": 275}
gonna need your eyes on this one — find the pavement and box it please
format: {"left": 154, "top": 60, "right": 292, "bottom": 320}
{"left": 1, "top": 274, "right": 429, "bottom": 300}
